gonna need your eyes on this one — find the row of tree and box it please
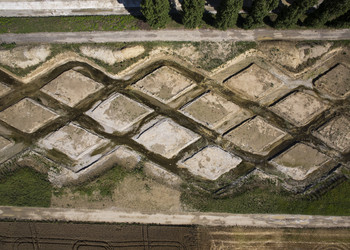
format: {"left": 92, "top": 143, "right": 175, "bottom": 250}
{"left": 140, "top": 0, "right": 350, "bottom": 29}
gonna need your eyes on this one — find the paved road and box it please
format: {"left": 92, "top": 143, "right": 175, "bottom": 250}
{"left": 1, "top": 29, "right": 350, "bottom": 44}
{"left": 1, "top": 206, "right": 349, "bottom": 228}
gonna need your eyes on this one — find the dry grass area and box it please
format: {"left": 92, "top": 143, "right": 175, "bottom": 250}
{"left": 51, "top": 168, "right": 183, "bottom": 213}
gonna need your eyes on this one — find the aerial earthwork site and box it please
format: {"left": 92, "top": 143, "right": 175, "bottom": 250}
{"left": 0, "top": 40, "right": 349, "bottom": 248}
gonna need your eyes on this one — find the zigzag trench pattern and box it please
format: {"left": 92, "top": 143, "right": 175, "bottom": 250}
{"left": 0, "top": 44, "right": 349, "bottom": 197}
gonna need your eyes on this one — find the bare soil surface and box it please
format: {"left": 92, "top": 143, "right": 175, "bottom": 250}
{"left": 80, "top": 45, "right": 145, "bottom": 65}
{"left": 0, "top": 221, "right": 349, "bottom": 250}
{"left": 51, "top": 174, "right": 182, "bottom": 213}
{"left": 0, "top": 45, "right": 51, "bottom": 69}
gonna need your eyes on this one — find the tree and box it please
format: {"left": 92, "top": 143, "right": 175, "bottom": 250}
{"left": 274, "top": 0, "right": 318, "bottom": 28}
{"left": 328, "top": 9, "right": 350, "bottom": 28}
{"left": 182, "top": 0, "right": 205, "bottom": 28}
{"left": 141, "top": 0, "right": 170, "bottom": 29}
{"left": 243, "top": 0, "right": 279, "bottom": 29}
{"left": 304, "top": 0, "right": 350, "bottom": 27}
{"left": 216, "top": 0, "right": 244, "bottom": 30}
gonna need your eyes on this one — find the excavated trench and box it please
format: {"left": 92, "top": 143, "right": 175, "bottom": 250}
{"left": 0, "top": 49, "right": 349, "bottom": 196}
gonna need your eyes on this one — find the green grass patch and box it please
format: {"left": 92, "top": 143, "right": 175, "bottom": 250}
{"left": 0, "top": 12, "right": 346, "bottom": 34}
{"left": 0, "top": 15, "right": 141, "bottom": 34}
{"left": 0, "top": 167, "right": 52, "bottom": 207}
{"left": 71, "top": 165, "right": 130, "bottom": 197}
{"left": 181, "top": 179, "right": 350, "bottom": 216}
{"left": 192, "top": 41, "right": 257, "bottom": 71}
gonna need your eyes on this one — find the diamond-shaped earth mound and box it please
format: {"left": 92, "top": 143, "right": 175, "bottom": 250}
{"left": 270, "top": 91, "right": 328, "bottom": 127}
{"left": 0, "top": 98, "right": 59, "bottom": 133}
{"left": 180, "top": 91, "right": 252, "bottom": 134}
{"left": 0, "top": 82, "right": 11, "bottom": 97}
{"left": 314, "top": 64, "right": 350, "bottom": 99}
{"left": 270, "top": 143, "right": 332, "bottom": 181}
{"left": 41, "top": 69, "right": 103, "bottom": 107}
{"left": 133, "top": 117, "right": 200, "bottom": 159}
{"left": 39, "top": 123, "right": 110, "bottom": 172}
{"left": 224, "top": 116, "right": 288, "bottom": 156}
{"left": 131, "top": 66, "right": 196, "bottom": 104}
{"left": 86, "top": 93, "right": 153, "bottom": 134}
{"left": 179, "top": 146, "right": 242, "bottom": 180}
{"left": 313, "top": 115, "right": 350, "bottom": 154}
{"left": 224, "top": 64, "right": 285, "bottom": 104}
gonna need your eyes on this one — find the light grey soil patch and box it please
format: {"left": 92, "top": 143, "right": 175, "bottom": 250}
{"left": 270, "top": 91, "right": 329, "bottom": 127}
{"left": 80, "top": 45, "right": 145, "bottom": 65}
{"left": 0, "top": 83, "right": 11, "bottom": 97}
{"left": 178, "top": 145, "right": 242, "bottom": 180}
{"left": 41, "top": 69, "right": 103, "bottom": 107}
{"left": 259, "top": 41, "right": 332, "bottom": 70}
{"left": 0, "top": 45, "right": 51, "bottom": 69}
{"left": 224, "top": 64, "right": 286, "bottom": 105}
{"left": 224, "top": 116, "right": 288, "bottom": 156}
{"left": 39, "top": 123, "right": 110, "bottom": 172}
{"left": 0, "top": 136, "right": 12, "bottom": 152}
{"left": 86, "top": 93, "right": 153, "bottom": 134}
{"left": 133, "top": 117, "right": 201, "bottom": 159}
{"left": 314, "top": 64, "right": 350, "bottom": 99}
{"left": 313, "top": 115, "right": 350, "bottom": 154}
{"left": 270, "top": 143, "right": 331, "bottom": 181}
{"left": 0, "top": 98, "right": 59, "bottom": 133}
{"left": 180, "top": 91, "right": 252, "bottom": 134}
{"left": 131, "top": 66, "right": 196, "bottom": 104}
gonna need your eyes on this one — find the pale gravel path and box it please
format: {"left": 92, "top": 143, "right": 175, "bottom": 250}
{"left": 0, "top": 29, "right": 350, "bottom": 44}
{"left": 0, "top": 206, "right": 349, "bottom": 228}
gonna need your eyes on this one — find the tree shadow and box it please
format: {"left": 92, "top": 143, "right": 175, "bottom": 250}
{"left": 116, "top": 0, "right": 143, "bottom": 19}
{"left": 264, "top": 15, "right": 277, "bottom": 28}
{"left": 203, "top": 10, "right": 216, "bottom": 27}
{"left": 236, "top": 14, "right": 247, "bottom": 29}
{"left": 170, "top": 11, "right": 183, "bottom": 25}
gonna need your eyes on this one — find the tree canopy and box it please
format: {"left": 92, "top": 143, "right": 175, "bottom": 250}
{"left": 274, "top": 0, "right": 318, "bottom": 28}
{"left": 141, "top": 0, "right": 170, "bottom": 29}
{"left": 304, "top": 0, "right": 350, "bottom": 27}
{"left": 216, "top": 0, "right": 244, "bottom": 30}
{"left": 182, "top": 0, "right": 206, "bottom": 28}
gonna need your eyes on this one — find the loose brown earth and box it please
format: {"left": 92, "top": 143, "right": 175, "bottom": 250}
{"left": 0, "top": 221, "right": 349, "bottom": 250}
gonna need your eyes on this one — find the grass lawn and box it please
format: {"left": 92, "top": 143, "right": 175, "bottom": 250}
{"left": 0, "top": 15, "right": 142, "bottom": 33}
{"left": 0, "top": 165, "right": 348, "bottom": 216}
{"left": 0, "top": 167, "right": 52, "bottom": 207}
{"left": 0, "top": 11, "right": 348, "bottom": 34}
{"left": 69, "top": 165, "right": 130, "bottom": 197}
{"left": 181, "top": 179, "right": 350, "bottom": 216}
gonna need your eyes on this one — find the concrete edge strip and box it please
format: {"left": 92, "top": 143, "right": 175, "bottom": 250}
{"left": 0, "top": 206, "right": 349, "bottom": 228}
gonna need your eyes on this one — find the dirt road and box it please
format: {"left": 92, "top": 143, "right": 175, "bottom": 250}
{"left": 0, "top": 29, "right": 349, "bottom": 44}
{"left": 1, "top": 206, "right": 349, "bottom": 228}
